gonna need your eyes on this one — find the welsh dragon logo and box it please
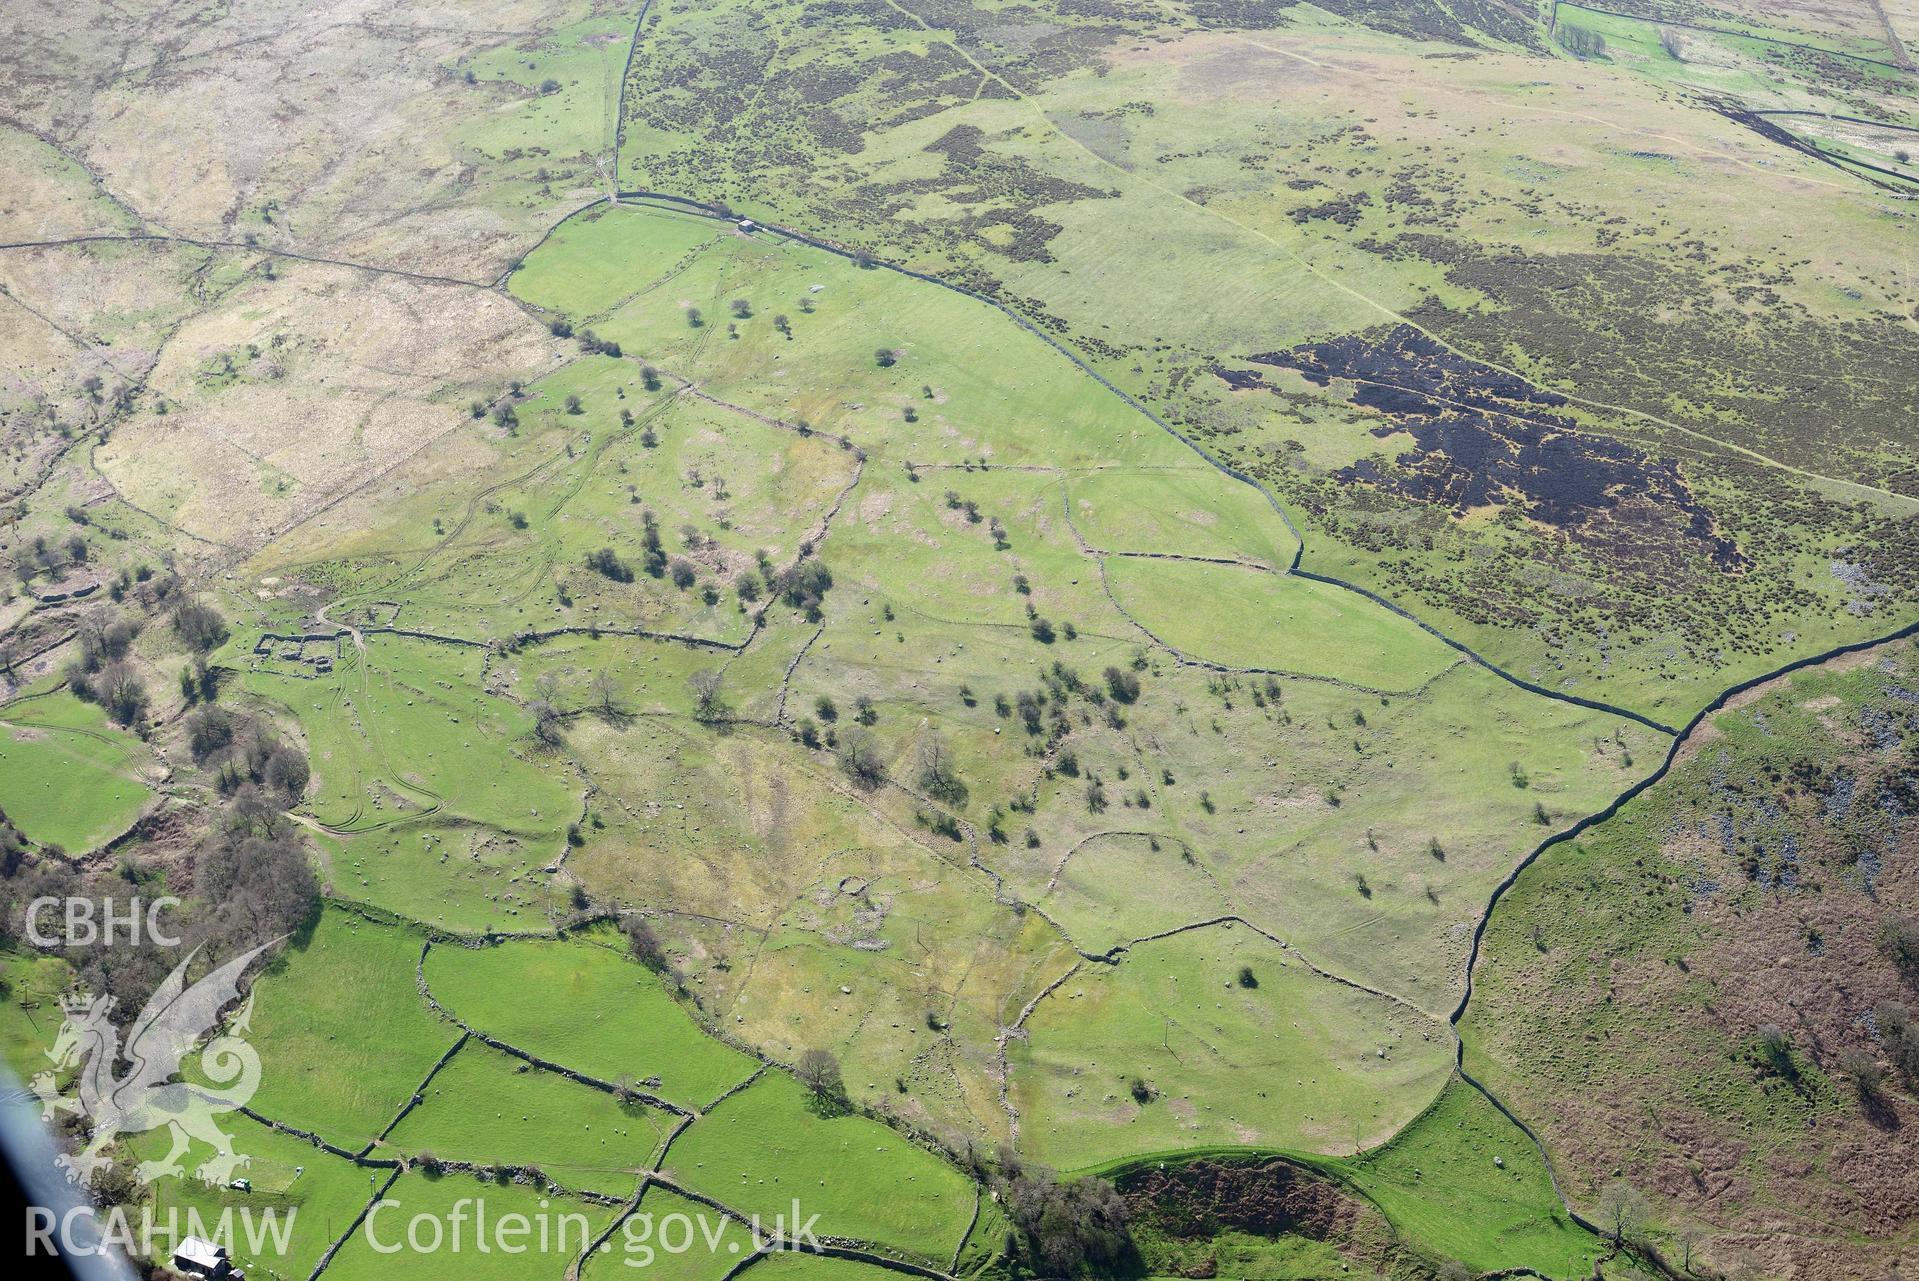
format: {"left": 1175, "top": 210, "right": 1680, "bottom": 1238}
{"left": 31, "top": 940, "right": 279, "bottom": 1189}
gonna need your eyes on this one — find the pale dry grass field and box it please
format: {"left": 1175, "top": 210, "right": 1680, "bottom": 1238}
{"left": 0, "top": 239, "right": 212, "bottom": 498}
{"left": 0, "top": 125, "right": 137, "bottom": 242}
{"left": 97, "top": 260, "right": 562, "bottom": 545}
{"left": 2, "top": 0, "right": 612, "bottom": 280}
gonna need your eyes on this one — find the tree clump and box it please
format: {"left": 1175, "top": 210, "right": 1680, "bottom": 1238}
{"left": 993, "top": 1148, "right": 1134, "bottom": 1278}
{"left": 173, "top": 599, "right": 229, "bottom": 652}
{"left": 1101, "top": 665, "right": 1140, "bottom": 704}
{"left": 774, "top": 559, "right": 834, "bottom": 622}
{"left": 1880, "top": 912, "right": 1919, "bottom": 979}
{"left": 623, "top": 916, "right": 669, "bottom": 973}
{"left": 585, "top": 547, "right": 633, "bottom": 582}
{"left": 1558, "top": 25, "right": 1606, "bottom": 58}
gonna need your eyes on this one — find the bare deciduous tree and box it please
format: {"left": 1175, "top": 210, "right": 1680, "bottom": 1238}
{"left": 591, "top": 670, "right": 629, "bottom": 722}
{"left": 689, "top": 669, "right": 726, "bottom": 722}
{"left": 837, "top": 727, "right": 885, "bottom": 788}
{"left": 1597, "top": 1179, "right": 1650, "bottom": 1246}
{"left": 795, "top": 1048, "right": 843, "bottom": 1102}
{"left": 916, "top": 730, "right": 966, "bottom": 806}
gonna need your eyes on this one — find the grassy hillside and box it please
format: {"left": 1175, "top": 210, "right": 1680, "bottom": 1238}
{"left": 0, "top": 2, "right": 1913, "bottom": 1279}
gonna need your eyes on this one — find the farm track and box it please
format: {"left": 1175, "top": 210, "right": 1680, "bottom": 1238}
{"left": 0, "top": 232, "right": 497, "bottom": 292}
{"left": 380, "top": 430, "right": 575, "bottom": 588}
{"left": 295, "top": 645, "right": 447, "bottom": 835}
{"left": 0, "top": 699, "right": 135, "bottom": 757}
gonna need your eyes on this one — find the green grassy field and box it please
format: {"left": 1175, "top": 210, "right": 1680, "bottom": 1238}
{"left": 421, "top": 931, "right": 758, "bottom": 1109}
{"left": 554, "top": 708, "right": 1067, "bottom": 1144}
{"left": 382, "top": 1040, "right": 676, "bottom": 1198}
{"left": 1037, "top": 833, "right": 1234, "bottom": 959}
{"left": 0, "top": 947, "right": 73, "bottom": 1079}
{"left": 1102, "top": 556, "right": 1459, "bottom": 692}
{"left": 737, "top": 1252, "right": 903, "bottom": 1281}
{"left": 1087, "top": 1079, "right": 1610, "bottom": 1278}
{"left": 579, "top": 1186, "right": 760, "bottom": 1281}
{"left": 510, "top": 202, "right": 1221, "bottom": 479}
{"left": 1132, "top": 1226, "right": 1358, "bottom": 1281}
{"left": 321, "top": 1167, "right": 618, "bottom": 1281}
{"left": 0, "top": 692, "right": 151, "bottom": 849}
{"left": 449, "top": 7, "right": 634, "bottom": 169}
{"left": 1063, "top": 468, "right": 1299, "bottom": 569}
{"left": 6, "top": 3, "right": 1915, "bottom": 1278}
{"left": 247, "top": 635, "right": 578, "bottom": 838}
{"left": 244, "top": 907, "right": 461, "bottom": 1149}
{"left": 507, "top": 203, "right": 727, "bottom": 318}
{"left": 1334, "top": 1079, "right": 1603, "bottom": 1277}
{"left": 1011, "top": 923, "right": 1453, "bottom": 1171}
{"left": 129, "top": 1114, "right": 383, "bottom": 1281}
{"left": 662, "top": 1071, "right": 976, "bottom": 1262}
{"left": 244, "top": 633, "right": 580, "bottom": 932}
{"left": 325, "top": 817, "right": 566, "bottom": 937}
